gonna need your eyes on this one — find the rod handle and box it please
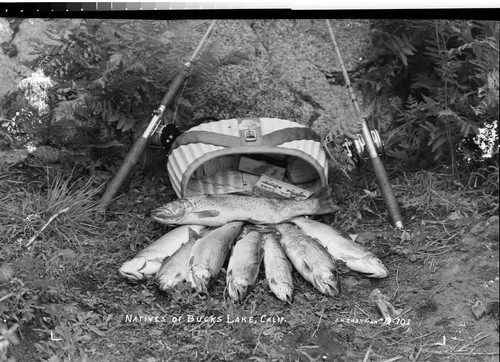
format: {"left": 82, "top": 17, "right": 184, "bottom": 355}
{"left": 370, "top": 155, "right": 404, "bottom": 228}
{"left": 98, "top": 135, "right": 149, "bottom": 211}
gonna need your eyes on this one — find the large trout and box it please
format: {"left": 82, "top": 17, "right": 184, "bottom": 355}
{"left": 151, "top": 187, "right": 339, "bottom": 227}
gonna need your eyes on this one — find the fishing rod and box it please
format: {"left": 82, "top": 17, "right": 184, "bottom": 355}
{"left": 98, "top": 20, "right": 218, "bottom": 211}
{"left": 325, "top": 19, "right": 404, "bottom": 229}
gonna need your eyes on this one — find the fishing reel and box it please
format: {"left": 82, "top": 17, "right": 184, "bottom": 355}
{"left": 148, "top": 123, "right": 181, "bottom": 153}
{"left": 148, "top": 116, "right": 220, "bottom": 153}
{"left": 343, "top": 129, "right": 385, "bottom": 162}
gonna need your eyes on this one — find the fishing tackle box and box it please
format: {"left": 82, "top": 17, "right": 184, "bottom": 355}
{"left": 167, "top": 117, "right": 329, "bottom": 198}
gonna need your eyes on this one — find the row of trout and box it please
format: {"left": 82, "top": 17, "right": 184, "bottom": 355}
{"left": 120, "top": 216, "right": 389, "bottom": 302}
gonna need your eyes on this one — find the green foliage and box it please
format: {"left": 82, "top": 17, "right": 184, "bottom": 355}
{"left": 384, "top": 95, "right": 430, "bottom": 165}
{"left": 18, "top": 19, "right": 250, "bottom": 147}
{"left": 359, "top": 20, "right": 499, "bottom": 172}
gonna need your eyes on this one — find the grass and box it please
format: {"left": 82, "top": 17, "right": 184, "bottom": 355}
{"left": 0, "top": 169, "right": 106, "bottom": 361}
{"left": 0, "top": 171, "right": 103, "bottom": 248}
{"left": 391, "top": 169, "right": 498, "bottom": 221}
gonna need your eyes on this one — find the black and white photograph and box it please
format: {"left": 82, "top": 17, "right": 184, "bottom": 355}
{"left": 0, "top": 7, "right": 498, "bottom": 362}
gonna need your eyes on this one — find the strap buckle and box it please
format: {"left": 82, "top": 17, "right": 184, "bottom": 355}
{"left": 244, "top": 129, "right": 257, "bottom": 142}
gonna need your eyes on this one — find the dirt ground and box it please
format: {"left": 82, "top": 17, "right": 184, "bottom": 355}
{"left": 4, "top": 173, "right": 498, "bottom": 362}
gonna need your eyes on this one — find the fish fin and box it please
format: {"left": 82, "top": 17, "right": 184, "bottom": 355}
{"left": 187, "top": 227, "right": 200, "bottom": 242}
{"left": 308, "top": 185, "right": 331, "bottom": 198}
{"left": 310, "top": 186, "right": 341, "bottom": 215}
{"left": 336, "top": 259, "right": 351, "bottom": 274}
{"left": 160, "top": 255, "right": 172, "bottom": 266}
{"left": 188, "top": 256, "right": 195, "bottom": 268}
{"left": 194, "top": 210, "right": 220, "bottom": 218}
{"left": 302, "top": 260, "right": 313, "bottom": 274}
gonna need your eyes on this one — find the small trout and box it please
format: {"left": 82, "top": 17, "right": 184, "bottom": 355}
{"left": 119, "top": 225, "right": 207, "bottom": 281}
{"left": 291, "top": 217, "right": 389, "bottom": 278}
{"left": 187, "top": 221, "right": 245, "bottom": 293}
{"left": 151, "top": 187, "right": 339, "bottom": 227}
{"left": 155, "top": 228, "right": 200, "bottom": 291}
{"left": 275, "top": 223, "right": 340, "bottom": 297}
{"left": 262, "top": 232, "right": 294, "bottom": 303}
{"left": 226, "top": 228, "right": 262, "bottom": 302}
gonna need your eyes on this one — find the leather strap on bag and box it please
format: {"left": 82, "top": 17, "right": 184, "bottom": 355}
{"left": 170, "top": 118, "right": 321, "bottom": 152}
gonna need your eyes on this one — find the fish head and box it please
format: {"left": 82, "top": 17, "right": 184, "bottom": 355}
{"left": 155, "top": 271, "right": 184, "bottom": 291}
{"left": 118, "top": 258, "right": 146, "bottom": 281}
{"left": 119, "top": 257, "right": 160, "bottom": 281}
{"left": 191, "top": 269, "right": 212, "bottom": 294}
{"left": 350, "top": 255, "right": 389, "bottom": 278}
{"left": 151, "top": 199, "right": 193, "bottom": 224}
{"left": 281, "top": 289, "right": 294, "bottom": 304}
{"left": 314, "top": 269, "right": 341, "bottom": 297}
{"left": 227, "top": 277, "right": 250, "bottom": 302}
{"left": 269, "top": 280, "right": 294, "bottom": 303}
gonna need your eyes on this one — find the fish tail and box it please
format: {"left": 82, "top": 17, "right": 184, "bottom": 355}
{"left": 310, "top": 186, "right": 340, "bottom": 215}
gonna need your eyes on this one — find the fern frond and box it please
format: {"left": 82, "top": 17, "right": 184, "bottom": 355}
{"left": 105, "top": 53, "right": 124, "bottom": 73}
{"left": 430, "top": 134, "right": 448, "bottom": 152}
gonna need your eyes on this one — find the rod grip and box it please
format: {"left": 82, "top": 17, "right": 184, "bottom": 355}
{"left": 160, "top": 67, "right": 189, "bottom": 107}
{"left": 98, "top": 136, "right": 149, "bottom": 211}
{"left": 370, "top": 156, "right": 404, "bottom": 228}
